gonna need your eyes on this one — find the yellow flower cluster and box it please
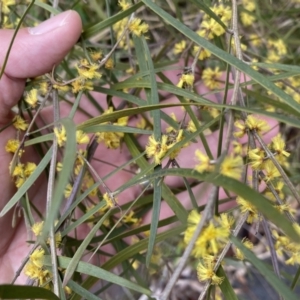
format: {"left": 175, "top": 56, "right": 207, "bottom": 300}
{"left": 183, "top": 210, "right": 233, "bottom": 258}
{"left": 145, "top": 129, "right": 185, "bottom": 165}
{"left": 240, "top": 0, "right": 256, "bottom": 26}
{"left": 24, "top": 248, "right": 50, "bottom": 287}
{"left": 12, "top": 162, "right": 37, "bottom": 188}
{"left": 202, "top": 67, "right": 222, "bottom": 89}
{"left": 197, "top": 4, "right": 232, "bottom": 39}
{"left": 95, "top": 107, "right": 128, "bottom": 149}
{"left": 32, "top": 221, "right": 62, "bottom": 246}
{"left": 234, "top": 115, "right": 270, "bottom": 138}
{"left": 1, "top": 0, "right": 16, "bottom": 15}
{"left": 273, "top": 224, "right": 300, "bottom": 265}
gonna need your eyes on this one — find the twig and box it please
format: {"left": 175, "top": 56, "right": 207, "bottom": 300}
{"left": 46, "top": 89, "right": 60, "bottom": 297}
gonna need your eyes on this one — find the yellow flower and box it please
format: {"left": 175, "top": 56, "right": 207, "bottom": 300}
{"left": 177, "top": 73, "right": 195, "bottom": 88}
{"left": 5, "top": 139, "right": 20, "bottom": 153}
{"left": 235, "top": 238, "right": 253, "bottom": 260}
{"left": 173, "top": 40, "right": 186, "bottom": 55}
{"left": 76, "top": 130, "right": 90, "bottom": 145}
{"left": 30, "top": 248, "right": 45, "bottom": 269}
{"left": 128, "top": 18, "right": 149, "bottom": 36}
{"left": 202, "top": 67, "right": 222, "bottom": 89}
{"left": 90, "top": 50, "right": 103, "bottom": 62}
{"left": 197, "top": 256, "right": 224, "bottom": 285}
{"left": 103, "top": 192, "right": 118, "bottom": 208}
{"left": 271, "top": 134, "right": 290, "bottom": 157}
{"left": 2, "top": 0, "right": 16, "bottom": 15}
{"left": 118, "top": 0, "right": 131, "bottom": 10}
{"left": 25, "top": 89, "right": 38, "bottom": 108}
{"left": 32, "top": 221, "right": 44, "bottom": 237}
{"left": 145, "top": 134, "right": 169, "bottom": 165}
{"left": 76, "top": 59, "right": 101, "bottom": 80}
{"left": 234, "top": 120, "right": 246, "bottom": 138}
{"left": 220, "top": 155, "right": 243, "bottom": 180}
{"left": 263, "top": 160, "right": 280, "bottom": 182}
{"left": 236, "top": 196, "right": 259, "bottom": 224}
{"left": 240, "top": 11, "right": 256, "bottom": 26}
{"left": 195, "top": 149, "right": 214, "bottom": 173}
{"left": 13, "top": 115, "right": 28, "bottom": 131}
{"left": 105, "top": 58, "right": 114, "bottom": 70}
{"left": 193, "top": 46, "right": 211, "bottom": 60}
{"left": 245, "top": 115, "right": 270, "bottom": 135}
{"left": 71, "top": 79, "right": 93, "bottom": 93}
{"left": 64, "top": 183, "right": 73, "bottom": 198}
{"left": 184, "top": 211, "right": 230, "bottom": 258}
{"left": 54, "top": 125, "right": 67, "bottom": 147}
{"left": 123, "top": 211, "right": 141, "bottom": 225}
{"left": 248, "top": 148, "right": 265, "bottom": 170}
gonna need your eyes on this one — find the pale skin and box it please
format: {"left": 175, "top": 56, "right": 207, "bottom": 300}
{"left": 0, "top": 11, "right": 279, "bottom": 284}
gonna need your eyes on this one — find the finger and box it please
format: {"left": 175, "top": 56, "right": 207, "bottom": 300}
{"left": 0, "top": 10, "right": 82, "bottom": 120}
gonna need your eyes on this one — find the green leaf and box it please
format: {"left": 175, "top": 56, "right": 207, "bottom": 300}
{"left": 231, "top": 236, "right": 299, "bottom": 300}
{"left": 217, "top": 266, "right": 239, "bottom": 300}
{"left": 63, "top": 210, "right": 111, "bottom": 286}
{"left": 0, "top": 148, "right": 52, "bottom": 217}
{"left": 44, "top": 256, "right": 151, "bottom": 296}
{"left": 0, "top": 285, "right": 60, "bottom": 300}
{"left": 34, "top": 0, "right": 61, "bottom": 14}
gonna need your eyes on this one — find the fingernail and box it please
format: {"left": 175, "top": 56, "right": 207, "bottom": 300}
{"left": 28, "top": 10, "right": 72, "bottom": 35}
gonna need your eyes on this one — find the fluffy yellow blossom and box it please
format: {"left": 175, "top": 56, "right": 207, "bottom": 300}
{"left": 177, "top": 73, "right": 195, "bottom": 88}
{"left": 71, "top": 79, "right": 93, "bottom": 93}
{"left": 118, "top": 0, "right": 131, "bottom": 10}
{"left": 212, "top": 4, "right": 232, "bottom": 23}
{"left": 39, "top": 81, "right": 49, "bottom": 95}
{"left": 235, "top": 238, "right": 253, "bottom": 260}
{"left": 30, "top": 248, "right": 45, "bottom": 269}
{"left": 234, "top": 120, "right": 246, "bottom": 138}
{"left": 197, "top": 256, "right": 224, "bottom": 285}
{"left": 263, "top": 160, "right": 281, "bottom": 182}
{"left": 128, "top": 18, "right": 149, "bottom": 36}
{"left": 90, "top": 50, "right": 103, "bottom": 62}
{"left": 193, "top": 46, "right": 211, "bottom": 60}
{"left": 245, "top": 115, "right": 270, "bottom": 135}
{"left": 198, "top": 19, "right": 225, "bottom": 39}
{"left": 54, "top": 125, "right": 67, "bottom": 147}
{"left": 103, "top": 192, "right": 118, "bottom": 208}
{"left": 220, "top": 155, "right": 243, "bottom": 180}
{"left": 5, "top": 139, "right": 20, "bottom": 153}
{"left": 248, "top": 148, "right": 265, "bottom": 170}
{"left": 95, "top": 107, "right": 128, "bottom": 149}
{"left": 271, "top": 134, "right": 290, "bottom": 158}
{"left": 76, "top": 59, "right": 101, "bottom": 80}
{"left": 195, "top": 149, "right": 214, "bottom": 173}
{"left": 105, "top": 58, "right": 114, "bottom": 70}
{"left": 240, "top": 11, "right": 256, "bottom": 26}
{"left": 123, "top": 210, "right": 141, "bottom": 225}
{"left": 25, "top": 89, "right": 38, "bottom": 108}
{"left": 53, "top": 84, "right": 70, "bottom": 92}
{"left": 145, "top": 135, "right": 169, "bottom": 165}
{"left": 173, "top": 40, "right": 186, "bottom": 55}
{"left": 2, "top": 0, "right": 16, "bottom": 15}
{"left": 32, "top": 221, "right": 44, "bottom": 237}
{"left": 76, "top": 130, "right": 90, "bottom": 145}
{"left": 13, "top": 115, "right": 28, "bottom": 131}
{"left": 202, "top": 67, "right": 222, "bottom": 89}
{"left": 64, "top": 183, "right": 73, "bottom": 198}
{"left": 184, "top": 210, "right": 230, "bottom": 258}
{"left": 236, "top": 196, "right": 259, "bottom": 224}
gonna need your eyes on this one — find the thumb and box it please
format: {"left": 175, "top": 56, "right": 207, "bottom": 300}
{"left": 0, "top": 10, "right": 82, "bottom": 120}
